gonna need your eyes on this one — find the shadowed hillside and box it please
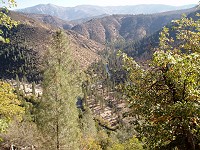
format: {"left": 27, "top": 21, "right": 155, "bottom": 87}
{"left": 122, "top": 7, "right": 200, "bottom": 61}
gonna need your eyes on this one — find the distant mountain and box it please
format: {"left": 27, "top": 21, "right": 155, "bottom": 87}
{"left": 71, "top": 14, "right": 109, "bottom": 24}
{"left": 103, "top": 4, "right": 196, "bottom": 14}
{"left": 16, "top": 4, "right": 107, "bottom": 21}
{"left": 22, "top": 13, "right": 75, "bottom": 29}
{"left": 71, "top": 7, "right": 197, "bottom": 44}
{"left": 16, "top": 4, "right": 197, "bottom": 21}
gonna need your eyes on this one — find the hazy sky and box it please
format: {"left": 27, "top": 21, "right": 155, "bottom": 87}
{"left": 15, "top": 0, "right": 199, "bottom": 9}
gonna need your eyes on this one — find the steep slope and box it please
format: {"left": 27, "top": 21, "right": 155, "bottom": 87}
{"left": 22, "top": 13, "right": 75, "bottom": 30}
{"left": 123, "top": 7, "right": 200, "bottom": 61}
{"left": 0, "top": 11, "right": 104, "bottom": 81}
{"left": 16, "top": 4, "right": 196, "bottom": 21}
{"left": 71, "top": 7, "right": 196, "bottom": 44}
{"left": 71, "top": 14, "right": 109, "bottom": 24}
{"left": 16, "top": 4, "right": 106, "bottom": 21}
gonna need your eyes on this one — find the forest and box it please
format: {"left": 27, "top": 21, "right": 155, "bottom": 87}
{"left": 0, "top": 0, "right": 200, "bottom": 150}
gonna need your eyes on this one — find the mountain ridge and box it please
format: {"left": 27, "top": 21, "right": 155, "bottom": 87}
{"left": 71, "top": 7, "right": 197, "bottom": 44}
{"left": 122, "top": 7, "right": 200, "bottom": 62}
{"left": 16, "top": 4, "right": 197, "bottom": 21}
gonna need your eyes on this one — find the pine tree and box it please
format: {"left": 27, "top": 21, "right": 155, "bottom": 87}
{"left": 15, "top": 74, "right": 20, "bottom": 90}
{"left": 37, "top": 31, "right": 81, "bottom": 150}
{"left": 0, "top": 0, "right": 18, "bottom": 43}
{"left": 79, "top": 107, "right": 97, "bottom": 138}
{"left": 32, "top": 82, "right": 36, "bottom": 96}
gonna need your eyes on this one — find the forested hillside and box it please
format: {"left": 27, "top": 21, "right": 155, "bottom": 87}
{"left": 122, "top": 6, "right": 200, "bottom": 61}
{"left": 0, "top": 11, "right": 103, "bottom": 81}
{"left": 0, "top": 0, "right": 200, "bottom": 150}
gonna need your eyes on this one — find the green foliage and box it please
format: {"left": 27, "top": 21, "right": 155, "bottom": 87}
{"left": 94, "top": 116, "right": 117, "bottom": 131}
{"left": 108, "top": 136, "right": 143, "bottom": 150}
{"left": 37, "top": 30, "right": 81, "bottom": 150}
{"left": 0, "top": 81, "right": 25, "bottom": 133}
{"left": 0, "top": 43, "right": 41, "bottom": 81}
{"left": 159, "top": 14, "right": 200, "bottom": 53}
{"left": 80, "top": 136, "right": 102, "bottom": 150}
{"left": 0, "top": 120, "right": 43, "bottom": 149}
{"left": 0, "top": 1, "right": 41, "bottom": 81}
{"left": 120, "top": 14, "right": 200, "bottom": 149}
{"left": 79, "top": 107, "right": 97, "bottom": 138}
{"left": 97, "top": 130, "right": 112, "bottom": 149}
{"left": 0, "top": 0, "right": 18, "bottom": 43}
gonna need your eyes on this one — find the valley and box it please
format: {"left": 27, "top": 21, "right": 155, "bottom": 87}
{"left": 0, "top": 1, "right": 200, "bottom": 149}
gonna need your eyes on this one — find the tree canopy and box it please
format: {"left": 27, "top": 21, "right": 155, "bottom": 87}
{"left": 0, "top": 0, "right": 18, "bottom": 43}
{"left": 37, "top": 30, "right": 81, "bottom": 150}
{"left": 120, "top": 14, "right": 200, "bottom": 149}
{"left": 0, "top": 81, "right": 24, "bottom": 133}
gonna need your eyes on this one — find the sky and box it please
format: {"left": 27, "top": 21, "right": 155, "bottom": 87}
{"left": 14, "top": 0, "right": 199, "bottom": 9}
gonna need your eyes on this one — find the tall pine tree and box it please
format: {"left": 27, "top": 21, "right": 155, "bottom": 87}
{"left": 37, "top": 31, "right": 81, "bottom": 150}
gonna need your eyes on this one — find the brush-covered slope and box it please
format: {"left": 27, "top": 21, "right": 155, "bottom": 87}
{"left": 22, "top": 13, "right": 75, "bottom": 30}
{"left": 71, "top": 7, "right": 196, "bottom": 44}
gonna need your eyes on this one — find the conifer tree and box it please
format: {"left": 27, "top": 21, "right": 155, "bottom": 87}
{"left": 0, "top": 0, "right": 18, "bottom": 43}
{"left": 15, "top": 74, "right": 20, "bottom": 90}
{"left": 32, "top": 82, "right": 36, "bottom": 96}
{"left": 37, "top": 31, "right": 81, "bottom": 150}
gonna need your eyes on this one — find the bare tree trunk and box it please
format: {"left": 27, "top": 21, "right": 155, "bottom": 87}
{"left": 10, "top": 144, "right": 15, "bottom": 150}
{"left": 56, "top": 117, "right": 59, "bottom": 150}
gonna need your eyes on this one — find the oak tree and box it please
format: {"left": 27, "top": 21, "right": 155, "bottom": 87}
{"left": 120, "top": 14, "right": 200, "bottom": 149}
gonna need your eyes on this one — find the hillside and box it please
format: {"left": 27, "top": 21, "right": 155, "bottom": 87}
{"left": 16, "top": 4, "right": 196, "bottom": 21}
{"left": 22, "top": 13, "right": 75, "bottom": 30}
{"left": 1, "top": 6, "right": 197, "bottom": 81}
{"left": 71, "top": 7, "right": 196, "bottom": 44}
{"left": 1, "top": 1, "right": 200, "bottom": 149}
{"left": 0, "top": 11, "right": 104, "bottom": 81}
{"left": 123, "top": 7, "right": 200, "bottom": 61}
